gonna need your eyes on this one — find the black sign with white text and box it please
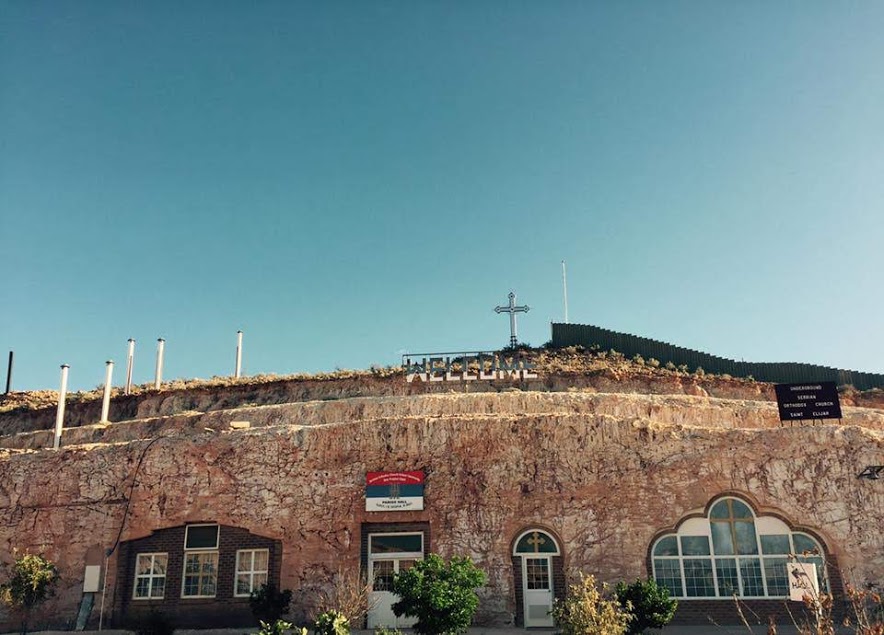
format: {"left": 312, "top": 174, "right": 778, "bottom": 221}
{"left": 774, "top": 382, "right": 842, "bottom": 421}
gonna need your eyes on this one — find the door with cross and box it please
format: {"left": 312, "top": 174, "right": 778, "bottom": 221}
{"left": 513, "top": 529, "right": 560, "bottom": 627}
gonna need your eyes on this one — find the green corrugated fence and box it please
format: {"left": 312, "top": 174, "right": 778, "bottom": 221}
{"left": 551, "top": 322, "right": 884, "bottom": 391}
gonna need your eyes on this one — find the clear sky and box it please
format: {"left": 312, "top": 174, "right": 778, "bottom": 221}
{"left": 2, "top": 2, "right": 882, "bottom": 392}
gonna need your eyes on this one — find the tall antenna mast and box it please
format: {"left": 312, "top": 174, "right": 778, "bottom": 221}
{"left": 561, "top": 260, "right": 569, "bottom": 323}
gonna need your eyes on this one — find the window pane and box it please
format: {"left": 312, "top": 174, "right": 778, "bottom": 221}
{"left": 760, "top": 535, "right": 790, "bottom": 555}
{"left": 793, "top": 534, "right": 821, "bottom": 556}
{"left": 372, "top": 560, "right": 395, "bottom": 591}
{"left": 740, "top": 558, "right": 765, "bottom": 596}
{"left": 710, "top": 501, "right": 731, "bottom": 519}
{"left": 653, "top": 536, "right": 678, "bottom": 557}
{"left": 253, "top": 550, "right": 269, "bottom": 571}
{"left": 201, "top": 577, "right": 216, "bottom": 596}
{"left": 236, "top": 551, "right": 251, "bottom": 573}
{"left": 715, "top": 558, "right": 738, "bottom": 596}
{"left": 763, "top": 557, "right": 789, "bottom": 596}
{"left": 735, "top": 522, "right": 759, "bottom": 555}
{"left": 683, "top": 559, "right": 715, "bottom": 597}
{"left": 653, "top": 559, "right": 683, "bottom": 597}
{"left": 185, "top": 555, "right": 200, "bottom": 573}
{"left": 515, "top": 532, "right": 557, "bottom": 554}
{"left": 152, "top": 555, "right": 167, "bottom": 575}
{"left": 253, "top": 572, "right": 268, "bottom": 589}
{"left": 711, "top": 522, "right": 734, "bottom": 555}
{"left": 236, "top": 575, "right": 250, "bottom": 596}
{"left": 136, "top": 555, "right": 155, "bottom": 575}
{"left": 525, "top": 558, "right": 551, "bottom": 590}
{"left": 680, "top": 536, "right": 711, "bottom": 556}
{"left": 152, "top": 578, "right": 165, "bottom": 599}
{"left": 731, "top": 500, "right": 753, "bottom": 518}
{"left": 201, "top": 556, "right": 216, "bottom": 574}
{"left": 135, "top": 578, "right": 150, "bottom": 598}
{"left": 186, "top": 525, "right": 219, "bottom": 549}
{"left": 370, "top": 534, "right": 422, "bottom": 554}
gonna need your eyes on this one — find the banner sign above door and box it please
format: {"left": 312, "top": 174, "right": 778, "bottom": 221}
{"left": 366, "top": 471, "right": 425, "bottom": 511}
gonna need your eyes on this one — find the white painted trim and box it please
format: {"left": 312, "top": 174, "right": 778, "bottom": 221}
{"left": 180, "top": 551, "right": 219, "bottom": 599}
{"left": 184, "top": 524, "right": 220, "bottom": 551}
{"left": 132, "top": 552, "right": 168, "bottom": 600}
{"left": 234, "top": 548, "right": 270, "bottom": 598}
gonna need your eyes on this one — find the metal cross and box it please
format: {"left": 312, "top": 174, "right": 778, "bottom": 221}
{"left": 495, "top": 291, "right": 530, "bottom": 348}
{"left": 526, "top": 531, "right": 546, "bottom": 552}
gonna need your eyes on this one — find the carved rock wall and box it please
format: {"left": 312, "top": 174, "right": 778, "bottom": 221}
{"left": 0, "top": 390, "right": 881, "bottom": 629}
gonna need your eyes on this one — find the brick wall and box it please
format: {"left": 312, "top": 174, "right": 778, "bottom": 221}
{"left": 114, "top": 524, "right": 281, "bottom": 628}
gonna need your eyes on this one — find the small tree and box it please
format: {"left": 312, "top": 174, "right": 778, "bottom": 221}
{"left": 0, "top": 552, "right": 59, "bottom": 635}
{"left": 614, "top": 579, "right": 677, "bottom": 635}
{"left": 314, "top": 566, "right": 375, "bottom": 624}
{"left": 391, "top": 554, "right": 486, "bottom": 635}
{"left": 551, "top": 573, "right": 631, "bottom": 635}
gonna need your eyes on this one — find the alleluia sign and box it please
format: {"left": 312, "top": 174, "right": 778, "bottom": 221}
{"left": 402, "top": 351, "right": 538, "bottom": 383}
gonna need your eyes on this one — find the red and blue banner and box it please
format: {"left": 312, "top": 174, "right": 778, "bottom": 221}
{"left": 366, "top": 471, "right": 425, "bottom": 511}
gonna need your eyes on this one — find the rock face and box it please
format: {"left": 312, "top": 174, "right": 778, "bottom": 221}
{"left": 0, "top": 383, "right": 882, "bottom": 630}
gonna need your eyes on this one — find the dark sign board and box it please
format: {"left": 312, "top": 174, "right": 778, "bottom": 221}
{"left": 774, "top": 382, "right": 842, "bottom": 421}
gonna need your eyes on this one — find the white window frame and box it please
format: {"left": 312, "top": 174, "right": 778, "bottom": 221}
{"left": 651, "top": 497, "right": 827, "bottom": 600}
{"left": 184, "top": 523, "right": 220, "bottom": 550}
{"left": 368, "top": 532, "right": 424, "bottom": 560}
{"left": 181, "top": 524, "right": 220, "bottom": 599}
{"left": 234, "top": 549, "right": 270, "bottom": 597}
{"left": 133, "top": 552, "right": 168, "bottom": 600}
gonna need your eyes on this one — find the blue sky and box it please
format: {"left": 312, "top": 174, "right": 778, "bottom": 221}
{"left": 2, "top": 2, "right": 882, "bottom": 391}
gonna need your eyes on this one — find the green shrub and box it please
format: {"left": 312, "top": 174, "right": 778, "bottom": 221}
{"left": 0, "top": 551, "right": 59, "bottom": 635}
{"left": 313, "top": 610, "right": 349, "bottom": 635}
{"left": 552, "top": 573, "right": 631, "bottom": 635}
{"left": 392, "top": 553, "right": 486, "bottom": 635}
{"left": 373, "top": 627, "right": 404, "bottom": 635}
{"left": 614, "top": 579, "right": 678, "bottom": 635}
{"left": 250, "top": 583, "right": 293, "bottom": 624}
{"left": 257, "top": 620, "right": 307, "bottom": 635}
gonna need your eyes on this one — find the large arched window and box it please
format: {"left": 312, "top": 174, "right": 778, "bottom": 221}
{"left": 651, "top": 497, "right": 827, "bottom": 599}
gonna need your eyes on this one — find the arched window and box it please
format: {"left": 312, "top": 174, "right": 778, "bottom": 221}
{"left": 651, "top": 497, "right": 827, "bottom": 599}
{"left": 513, "top": 530, "right": 560, "bottom": 555}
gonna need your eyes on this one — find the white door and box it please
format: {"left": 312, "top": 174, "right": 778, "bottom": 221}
{"left": 522, "top": 556, "right": 554, "bottom": 627}
{"left": 367, "top": 533, "right": 423, "bottom": 629}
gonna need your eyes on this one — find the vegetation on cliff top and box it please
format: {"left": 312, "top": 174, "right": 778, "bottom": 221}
{"left": 2, "top": 346, "right": 881, "bottom": 416}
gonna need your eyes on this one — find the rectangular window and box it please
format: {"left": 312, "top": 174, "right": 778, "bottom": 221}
{"left": 185, "top": 524, "right": 219, "bottom": 550}
{"left": 683, "top": 558, "right": 715, "bottom": 597}
{"left": 715, "top": 558, "right": 739, "bottom": 596}
{"left": 235, "top": 549, "right": 269, "bottom": 597}
{"left": 369, "top": 533, "right": 423, "bottom": 555}
{"left": 763, "top": 557, "right": 790, "bottom": 596}
{"left": 653, "top": 559, "right": 683, "bottom": 597}
{"left": 134, "top": 553, "right": 167, "bottom": 600}
{"left": 182, "top": 552, "right": 219, "bottom": 598}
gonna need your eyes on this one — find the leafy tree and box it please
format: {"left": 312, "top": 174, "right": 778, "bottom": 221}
{"left": 614, "top": 579, "right": 677, "bottom": 635}
{"left": 551, "top": 573, "right": 631, "bottom": 635}
{"left": 391, "top": 554, "right": 486, "bottom": 635}
{"left": 249, "top": 583, "right": 293, "bottom": 624}
{"left": 0, "top": 552, "right": 59, "bottom": 635}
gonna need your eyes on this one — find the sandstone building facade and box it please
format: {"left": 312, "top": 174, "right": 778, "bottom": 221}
{"left": 0, "top": 363, "right": 882, "bottom": 631}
